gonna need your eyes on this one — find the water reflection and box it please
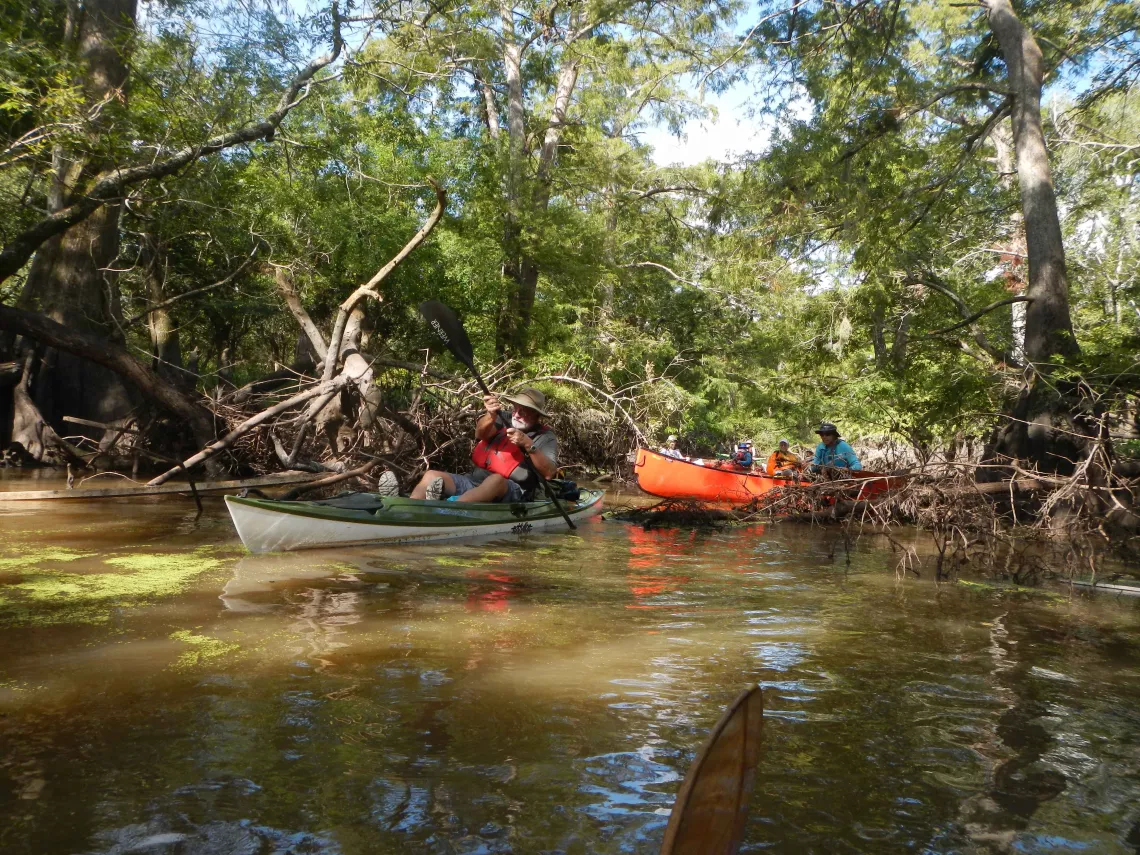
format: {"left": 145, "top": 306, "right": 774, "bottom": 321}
{"left": 1, "top": 492, "right": 1139, "bottom": 854}
{"left": 465, "top": 569, "right": 521, "bottom": 613}
{"left": 625, "top": 526, "right": 693, "bottom": 610}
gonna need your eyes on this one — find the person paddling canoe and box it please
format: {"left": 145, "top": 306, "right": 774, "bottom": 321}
{"left": 810, "top": 422, "right": 861, "bottom": 474}
{"left": 411, "top": 387, "right": 559, "bottom": 503}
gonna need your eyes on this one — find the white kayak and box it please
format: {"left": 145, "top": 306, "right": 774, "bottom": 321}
{"left": 224, "top": 489, "right": 605, "bottom": 553}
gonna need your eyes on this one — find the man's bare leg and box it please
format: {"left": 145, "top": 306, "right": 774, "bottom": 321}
{"left": 457, "top": 474, "right": 509, "bottom": 503}
{"left": 410, "top": 470, "right": 457, "bottom": 500}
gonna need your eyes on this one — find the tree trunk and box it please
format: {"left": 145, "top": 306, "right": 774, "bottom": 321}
{"left": 991, "top": 122, "right": 1028, "bottom": 362}
{"left": 983, "top": 0, "right": 1077, "bottom": 365}
{"left": 496, "top": 7, "right": 529, "bottom": 356}
{"left": 871, "top": 305, "right": 888, "bottom": 370}
{"left": 10, "top": 352, "right": 83, "bottom": 465}
{"left": 0, "top": 303, "right": 217, "bottom": 460}
{"left": 891, "top": 311, "right": 911, "bottom": 372}
{"left": 494, "top": 10, "right": 584, "bottom": 355}
{"left": 18, "top": 0, "right": 139, "bottom": 450}
{"left": 981, "top": 0, "right": 1092, "bottom": 478}
{"left": 601, "top": 184, "right": 619, "bottom": 315}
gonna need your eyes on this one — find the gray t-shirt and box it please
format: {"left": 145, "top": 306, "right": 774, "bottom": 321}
{"left": 514, "top": 422, "right": 558, "bottom": 483}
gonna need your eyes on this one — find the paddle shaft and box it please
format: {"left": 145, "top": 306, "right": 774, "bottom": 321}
{"left": 419, "top": 301, "right": 576, "bottom": 530}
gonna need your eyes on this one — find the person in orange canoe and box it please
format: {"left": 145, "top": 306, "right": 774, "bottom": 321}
{"left": 659, "top": 434, "right": 686, "bottom": 459}
{"left": 810, "top": 422, "right": 862, "bottom": 473}
{"left": 766, "top": 439, "right": 803, "bottom": 478}
{"left": 730, "top": 440, "right": 755, "bottom": 470}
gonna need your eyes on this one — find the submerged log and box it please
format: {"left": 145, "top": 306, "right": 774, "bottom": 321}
{"left": 0, "top": 471, "right": 319, "bottom": 501}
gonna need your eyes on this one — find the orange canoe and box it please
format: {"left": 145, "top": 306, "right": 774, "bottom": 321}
{"left": 634, "top": 448, "right": 903, "bottom": 505}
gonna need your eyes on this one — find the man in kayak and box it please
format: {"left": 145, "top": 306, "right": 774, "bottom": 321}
{"left": 659, "top": 434, "right": 685, "bottom": 459}
{"left": 411, "top": 387, "right": 558, "bottom": 503}
{"left": 810, "top": 422, "right": 862, "bottom": 473}
{"left": 766, "top": 439, "right": 802, "bottom": 477}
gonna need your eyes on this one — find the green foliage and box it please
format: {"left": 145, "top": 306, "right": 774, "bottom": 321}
{"left": 1, "top": 0, "right": 1137, "bottom": 455}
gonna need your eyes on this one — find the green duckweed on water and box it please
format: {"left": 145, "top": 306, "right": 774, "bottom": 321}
{"left": 0, "top": 549, "right": 228, "bottom": 627}
{"left": 169, "top": 630, "right": 241, "bottom": 670}
{"left": 433, "top": 555, "right": 487, "bottom": 568}
{"left": 0, "top": 548, "right": 96, "bottom": 573}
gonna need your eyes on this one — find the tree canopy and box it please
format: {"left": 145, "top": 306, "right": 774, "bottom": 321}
{"left": 0, "top": 0, "right": 1137, "bottom": 463}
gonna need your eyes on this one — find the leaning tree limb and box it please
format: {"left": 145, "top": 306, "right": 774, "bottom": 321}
{"left": 279, "top": 460, "right": 377, "bottom": 501}
{"left": 273, "top": 265, "right": 329, "bottom": 358}
{"left": 321, "top": 179, "right": 447, "bottom": 383}
{"left": 125, "top": 245, "right": 263, "bottom": 326}
{"left": 926, "top": 295, "right": 1033, "bottom": 337}
{"left": 0, "top": 4, "right": 344, "bottom": 287}
{"left": 917, "top": 274, "right": 1018, "bottom": 366}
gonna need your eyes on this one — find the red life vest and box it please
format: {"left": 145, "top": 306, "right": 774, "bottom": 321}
{"left": 471, "top": 426, "right": 548, "bottom": 479}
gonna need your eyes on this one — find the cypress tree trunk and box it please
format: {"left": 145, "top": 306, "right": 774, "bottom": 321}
{"left": 19, "top": 0, "right": 139, "bottom": 451}
{"left": 981, "top": 0, "right": 1092, "bottom": 477}
{"left": 983, "top": 0, "right": 1077, "bottom": 364}
{"left": 493, "top": 7, "right": 583, "bottom": 355}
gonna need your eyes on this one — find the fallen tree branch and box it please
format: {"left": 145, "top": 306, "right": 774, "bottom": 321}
{"left": 147, "top": 376, "right": 347, "bottom": 486}
{"left": 371, "top": 356, "right": 458, "bottom": 382}
{"left": 0, "top": 471, "right": 319, "bottom": 501}
{"left": 279, "top": 460, "right": 378, "bottom": 500}
{"left": 531, "top": 373, "right": 649, "bottom": 444}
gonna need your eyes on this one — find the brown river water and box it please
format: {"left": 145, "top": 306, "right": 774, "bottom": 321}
{"left": 2, "top": 472, "right": 1140, "bottom": 854}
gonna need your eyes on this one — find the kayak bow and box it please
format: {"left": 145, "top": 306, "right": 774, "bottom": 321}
{"left": 225, "top": 489, "right": 604, "bottom": 553}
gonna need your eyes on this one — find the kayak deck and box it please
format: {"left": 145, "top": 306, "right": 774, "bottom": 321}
{"left": 225, "top": 489, "right": 605, "bottom": 553}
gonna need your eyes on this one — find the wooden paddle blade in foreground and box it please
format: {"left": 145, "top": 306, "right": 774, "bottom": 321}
{"left": 660, "top": 685, "right": 764, "bottom": 855}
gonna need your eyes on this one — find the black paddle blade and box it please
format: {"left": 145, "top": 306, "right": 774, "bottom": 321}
{"left": 418, "top": 300, "right": 475, "bottom": 368}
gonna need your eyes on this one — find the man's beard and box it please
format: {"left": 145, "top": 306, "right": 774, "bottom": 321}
{"left": 512, "top": 413, "right": 535, "bottom": 431}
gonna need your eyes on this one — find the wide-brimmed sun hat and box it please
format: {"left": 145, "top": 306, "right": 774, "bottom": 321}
{"left": 815, "top": 422, "right": 840, "bottom": 436}
{"left": 502, "top": 387, "right": 550, "bottom": 417}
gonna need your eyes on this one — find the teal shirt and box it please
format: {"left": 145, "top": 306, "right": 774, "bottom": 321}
{"left": 813, "top": 439, "right": 862, "bottom": 471}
